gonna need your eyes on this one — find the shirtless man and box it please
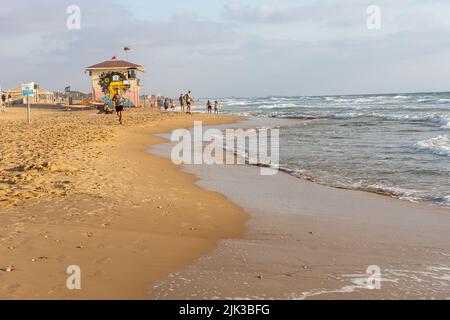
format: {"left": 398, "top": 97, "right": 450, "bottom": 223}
{"left": 112, "top": 90, "right": 124, "bottom": 124}
{"left": 185, "top": 91, "right": 193, "bottom": 114}
{"left": 179, "top": 94, "right": 185, "bottom": 113}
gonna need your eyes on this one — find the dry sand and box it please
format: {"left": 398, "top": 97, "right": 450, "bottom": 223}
{"left": 0, "top": 107, "right": 246, "bottom": 299}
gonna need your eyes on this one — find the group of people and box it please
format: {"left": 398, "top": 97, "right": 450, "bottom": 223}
{"left": 206, "top": 100, "right": 220, "bottom": 114}
{"left": 158, "top": 91, "right": 194, "bottom": 114}
{"left": 172, "top": 91, "right": 221, "bottom": 115}
{"left": 1, "top": 93, "right": 12, "bottom": 112}
{"left": 109, "top": 89, "right": 221, "bottom": 125}
{"left": 178, "top": 91, "right": 193, "bottom": 114}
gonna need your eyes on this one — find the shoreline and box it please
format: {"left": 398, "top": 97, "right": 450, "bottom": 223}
{"left": 149, "top": 118, "right": 450, "bottom": 300}
{"left": 186, "top": 115, "right": 450, "bottom": 209}
{"left": 0, "top": 108, "right": 247, "bottom": 299}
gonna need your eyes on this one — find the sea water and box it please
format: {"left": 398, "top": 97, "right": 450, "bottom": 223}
{"left": 195, "top": 93, "right": 450, "bottom": 207}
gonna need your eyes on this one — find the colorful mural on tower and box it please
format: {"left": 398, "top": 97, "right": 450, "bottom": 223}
{"left": 98, "top": 71, "right": 133, "bottom": 107}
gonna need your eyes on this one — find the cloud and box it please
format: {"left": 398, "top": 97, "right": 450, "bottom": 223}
{"left": 1, "top": 0, "right": 450, "bottom": 96}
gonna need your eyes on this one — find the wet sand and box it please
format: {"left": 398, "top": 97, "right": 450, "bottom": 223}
{"left": 149, "top": 119, "right": 450, "bottom": 300}
{"left": 0, "top": 107, "right": 246, "bottom": 299}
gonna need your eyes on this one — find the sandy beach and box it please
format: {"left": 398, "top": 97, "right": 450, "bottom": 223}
{"left": 1, "top": 107, "right": 449, "bottom": 300}
{"left": 0, "top": 107, "right": 246, "bottom": 299}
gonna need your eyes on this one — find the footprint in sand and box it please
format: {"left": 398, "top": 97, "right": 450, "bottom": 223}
{"left": 54, "top": 255, "right": 67, "bottom": 263}
{"left": 4, "top": 283, "right": 21, "bottom": 295}
{"left": 95, "top": 257, "right": 111, "bottom": 264}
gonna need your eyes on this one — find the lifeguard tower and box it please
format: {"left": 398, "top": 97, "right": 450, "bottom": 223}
{"left": 85, "top": 60, "right": 144, "bottom": 107}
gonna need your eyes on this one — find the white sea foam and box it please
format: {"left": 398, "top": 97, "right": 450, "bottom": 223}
{"left": 294, "top": 272, "right": 397, "bottom": 300}
{"left": 443, "top": 196, "right": 450, "bottom": 207}
{"left": 257, "top": 103, "right": 297, "bottom": 109}
{"left": 414, "top": 135, "right": 450, "bottom": 157}
{"left": 366, "top": 113, "right": 450, "bottom": 128}
{"left": 393, "top": 95, "right": 409, "bottom": 99}
{"left": 417, "top": 98, "right": 435, "bottom": 103}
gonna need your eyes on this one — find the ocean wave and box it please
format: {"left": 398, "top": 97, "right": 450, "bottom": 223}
{"left": 334, "top": 113, "right": 359, "bottom": 120}
{"left": 255, "top": 110, "right": 450, "bottom": 129}
{"left": 277, "top": 166, "right": 450, "bottom": 207}
{"left": 221, "top": 100, "right": 254, "bottom": 106}
{"left": 393, "top": 95, "right": 409, "bottom": 99}
{"left": 417, "top": 98, "right": 436, "bottom": 103}
{"left": 368, "top": 113, "right": 450, "bottom": 128}
{"left": 414, "top": 135, "right": 450, "bottom": 157}
{"left": 258, "top": 103, "right": 297, "bottom": 109}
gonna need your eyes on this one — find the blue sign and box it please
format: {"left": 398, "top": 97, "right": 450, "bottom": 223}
{"left": 22, "top": 89, "right": 34, "bottom": 96}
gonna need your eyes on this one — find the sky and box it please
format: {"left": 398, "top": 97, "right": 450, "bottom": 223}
{"left": 1, "top": 0, "right": 450, "bottom": 97}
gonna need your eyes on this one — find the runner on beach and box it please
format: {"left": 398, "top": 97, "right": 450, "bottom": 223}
{"left": 179, "top": 94, "right": 185, "bottom": 113}
{"left": 185, "top": 91, "right": 193, "bottom": 114}
{"left": 112, "top": 90, "right": 124, "bottom": 125}
{"left": 214, "top": 100, "right": 220, "bottom": 114}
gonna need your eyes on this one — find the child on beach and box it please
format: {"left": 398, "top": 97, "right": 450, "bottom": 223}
{"left": 112, "top": 90, "right": 124, "bottom": 125}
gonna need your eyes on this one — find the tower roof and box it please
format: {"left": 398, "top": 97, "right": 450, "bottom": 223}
{"left": 86, "top": 60, "right": 144, "bottom": 72}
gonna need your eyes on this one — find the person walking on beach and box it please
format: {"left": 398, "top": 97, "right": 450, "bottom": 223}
{"left": 163, "top": 98, "right": 169, "bottom": 111}
{"left": 207, "top": 100, "right": 213, "bottom": 114}
{"left": 214, "top": 100, "right": 220, "bottom": 114}
{"left": 1, "top": 93, "right": 6, "bottom": 112}
{"left": 185, "top": 91, "right": 192, "bottom": 114}
{"left": 179, "top": 94, "right": 185, "bottom": 113}
{"left": 112, "top": 89, "right": 124, "bottom": 125}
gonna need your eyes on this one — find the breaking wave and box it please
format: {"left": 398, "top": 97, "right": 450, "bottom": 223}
{"left": 414, "top": 136, "right": 450, "bottom": 157}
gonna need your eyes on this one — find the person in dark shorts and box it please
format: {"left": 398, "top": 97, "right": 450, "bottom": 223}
{"left": 163, "top": 98, "right": 169, "bottom": 111}
{"left": 112, "top": 90, "right": 124, "bottom": 124}
{"left": 185, "top": 91, "right": 193, "bottom": 114}
{"left": 207, "top": 100, "right": 212, "bottom": 114}
{"left": 179, "top": 94, "right": 185, "bottom": 113}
